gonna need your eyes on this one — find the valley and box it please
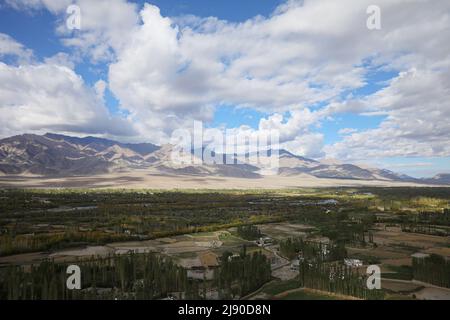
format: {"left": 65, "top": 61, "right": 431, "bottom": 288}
{"left": 0, "top": 187, "right": 448, "bottom": 300}
{"left": 1, "top": 133, "right": 449, "bottom": 187}
{"left": 0, "top": 168, "right": 431, "bottom": 189}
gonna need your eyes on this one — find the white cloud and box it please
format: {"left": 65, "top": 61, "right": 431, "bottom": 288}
{"left": 5, "top": 0, "right": 139, "bottom": 62}
{"left": 0, "top": 33, "right": 33, "bottom": 63}
{"left": 338, "top": 128, "right": 358, "bottom": 135}
{"left": 0, "top": 60, "right": 135, "bottom": 138}
{"left": 4, "top": 0, "right": 69, "bottom": 13}
{"left": 106, "top": 1, "right": 450, "bottom": 145}
{"left": 3, "top": 0, "right": 450, "bottom": 162}
{"left": 282, "top": 133, "right": 325, "bottom": 158}
{"left": 0, "top": 33, "right": 130, "bottom": 139}
{"left": 325, "top": 69, "right": 450, "bottom": 160}
{"left": 58, "top": 0, "right": 139, "bottom": 62}
{"left": 259, "top": 109, "right": 322, "bottom": 139}
{"left": 94, "top": 79, "right": 107, "bottom": 101}
{"left": 43, "top": 52, "right": 76, "bottom": 69}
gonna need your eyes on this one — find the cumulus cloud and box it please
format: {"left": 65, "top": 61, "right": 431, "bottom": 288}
{"left": 43, "top": 52, "right": 76, "bottom": 69}
{"left": 94, "top": 79, "right": 107, "bottom": 101}
{"left": 258, "top": 109, "right": 323, "bottom": 142}
{"left": 3, "top": 0, "right": 450, "bottom": 162}
{"left": 58, "top": 0, "right": 139, "bottom": 62}
{"left": 338, "top": 128, "right": 358, "bottom": 135}
{"left": 325, "top": 69, "right": 450, "bottom": 160}
{"left": 255, "top": 109, "right": 325, "bottom": 157}
{"left": 5, "top": 0, "right": 139, "bottom": 62}
{"left": 4, "top": 0, "right": 69, "bottom": 12}
{"left": 0, "top": 33, "right": 33, "bottom": 63}
{"left": 0, "top": 51, "right": 135, "bottom": 138}
{"left": 106, "top": 0, "right": 450, "bottom": 153}
{"left": 108, "top": 2, "right": 367, "bottom": 116}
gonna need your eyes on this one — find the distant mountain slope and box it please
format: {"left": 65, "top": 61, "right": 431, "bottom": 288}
{"left": 0, "top": 133, "right": 448, "bottom": 185}
{"left": 422, "top": 174, "right": 450, "bottom": 185}
{"left": 44, "top": 133, "right": 159, "bottom": 156}
{"left": 0, "top": 133, "right": 158, "bottom": 175}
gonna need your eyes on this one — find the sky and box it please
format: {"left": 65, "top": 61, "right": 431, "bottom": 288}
{"left": 0, "top": 0, "right": 449, "bottom": 178}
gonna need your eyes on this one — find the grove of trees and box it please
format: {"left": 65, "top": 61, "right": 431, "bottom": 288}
{"left": 412, "top": 254, "right": 450, "bottom": 288}
{"left": 214, "top": 250, "right": 272, "bottom": 299}
{"left": 236, "top": 225, "right": 262, "bottom": 240}
{"left": 298, "top": 260, "right": 384, "bottom": 300}
{"left": 279, "top": 237, "right": 347, "bottom": 261}
{"left": 0, "top": 253, "right": 193, "bottom": 300}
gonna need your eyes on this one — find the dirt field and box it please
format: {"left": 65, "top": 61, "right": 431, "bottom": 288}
{"left": 49, "top": 246, "right": 115, "bottom": 258}
{"left": 272, "top": 265, "right": 299, "bottom": 281}
{"left": 258, "top": 222, "right": 316, "bottom": 240}
{"left": 414, "top": 287, "right": 450, "bottom": 300}
{"left": 274, "top": 288, "right": 359, "bottom": 300}
{"left": 382, "top": 258, "right": 413, "bottom": 267}
{"left": 382, "top": 279, "right": 423, "bottom": 292}
{"left": 373, "top": 230, "right": 449, "bottom": 249}
{"left": 348, "top": 246, "right": 410, "bottom": 260}
{"left": 0, "top": 252, "right": 48, "bottom": 266}
{"left": 424, "top": 247, "right": 450, "bottom": 259}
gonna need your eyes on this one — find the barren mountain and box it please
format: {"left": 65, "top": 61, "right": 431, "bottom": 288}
{"left": 423, "top": 174, "right": 450, "bottom": 185}
{"left": 0, "top": 133, "right": 448, "bottom": 185}
{"left": 0, "top": 133, "right": 158, "bottom": 175}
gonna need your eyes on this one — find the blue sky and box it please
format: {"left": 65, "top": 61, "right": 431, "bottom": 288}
{"left": 0, "top": 0, "right": 449, "bottom": 178}
{"left": 0, "top": 0, "right": 285, "bottom": 122}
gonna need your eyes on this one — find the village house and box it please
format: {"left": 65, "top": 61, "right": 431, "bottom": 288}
{"left": 290, "top": 259, "right": 300, "bottom": 271}
{"left": 411, "top": 252, "right": 430, "bottom": 260}
{"left": 256, "top": 237, "right": 273, "bottom": 247}
{"left": 344, "top": 258, "right": 363, "bottom": 268}
{"left": 186, "top": 251, "right": 219, "bottom": 280}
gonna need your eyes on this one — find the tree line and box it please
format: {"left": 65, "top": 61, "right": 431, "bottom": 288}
{"left": 412, "top": 254, "right": 450, "bottom": 288}
{"left": 213, "top": 250, "right": 272, "bottom": 299}
{"left": 298, "top": 260, "right": 384, "bottom": 300}
{"left": 0, "top": 252, "right": 194, "bottom": 300}
{"left": 279, "top": 237, "right": 347, "bottom": 261}
{"left": 236, "top": 225, "right": 262, "bottom": 240}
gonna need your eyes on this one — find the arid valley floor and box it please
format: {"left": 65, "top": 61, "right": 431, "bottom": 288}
{"left": 0, "top": 169, "right": 434, "bottom": 189}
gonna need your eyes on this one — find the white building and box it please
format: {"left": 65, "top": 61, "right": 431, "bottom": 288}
{"left": 290, "top": 259, "right": 300, "bottom": 271}
{"left": 256, "top": 237, "right": 273, "bottom": 247}
{"left": 344, "top": 258, "right": 363, "bottom": 268}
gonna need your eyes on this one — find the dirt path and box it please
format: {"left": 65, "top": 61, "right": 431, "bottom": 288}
{"left": 383, "top": 278, "right": 450, "bottom": 299}
{"left": 274, "top": 288, "right": 361, "bottom": 300}
{"left": 384, "top": 278, "right": 450, "bottom": 292}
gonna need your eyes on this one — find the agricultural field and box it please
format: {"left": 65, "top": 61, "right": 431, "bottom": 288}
{"left": 0, "top": 187, "right": 449, "bottom": 300}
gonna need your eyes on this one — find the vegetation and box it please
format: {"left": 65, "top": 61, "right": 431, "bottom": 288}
{"left": 0, "top": 253, "right": 192, "bottom": 300}
{"left": 214, "top": 250, "right": 272, "bottom": 299}
{"left": 0, "top": 187, "right": 449, "bottom": 300}
{"left": 236, "top": 225, "right": 262, "bottom": 240}
{"left": 412, "top": 254, "right": 450, "bottom": 288}
{"left": 0, "top": 190, "right": 308, "bottom": 256}
{"left": 279, "top": 238, "right": 347, "bottom": 261}
{"left": 277, "top": 289, "right": 342, "bottom": 300}
{"left": 298, "top": 260, "right": 385, "bottom": 300}
{"left": 260, "top": 279, "right": 300, "bottom": 296}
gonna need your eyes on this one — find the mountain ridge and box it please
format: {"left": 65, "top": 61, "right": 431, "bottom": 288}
{"left": 0, "top": 133, "right": 448, "bottom": 185}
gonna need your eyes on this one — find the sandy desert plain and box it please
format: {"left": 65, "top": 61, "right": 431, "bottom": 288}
{"left": 0, "top": 169, "right": 433, "bottom": 189}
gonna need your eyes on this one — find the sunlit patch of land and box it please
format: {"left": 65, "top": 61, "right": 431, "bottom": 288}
{"left": 0, "top": 169, "right": 435, "bottom": 189}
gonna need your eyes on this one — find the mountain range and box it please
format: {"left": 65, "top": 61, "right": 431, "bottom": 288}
{"left": 0, "top": 133, "right": 449, "bottom": 185}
